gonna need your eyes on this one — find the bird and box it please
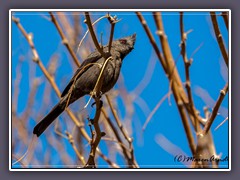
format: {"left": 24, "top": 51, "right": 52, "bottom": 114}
{"left": 33, "top": 33, "right": 136, "bottom": 137}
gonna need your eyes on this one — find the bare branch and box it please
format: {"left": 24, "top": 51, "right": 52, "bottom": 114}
{"left": 84, "top": 12, "right": 107, "bottom": 58}
{"left": 101, "top": 108, "right": 137, "bottom": 167}
{"left": 210, "top": 12, "right": 228, "bottom": 67}
{"left": 105, "top": 95, "right": 138, "bottom": 168}
{"left": 84, "top": 98, "right": 103, "bottom": 168}
{"left": 143, "top": 91, "right": 172, "bottom": 131}
{"left": 179, "top": 12, "right": 201, "bottom": 132}
{"left": 83, "top": 12, "right": 120, "bottom": 168}
{"left": 77, "top": 15, "right": 108, "bottom": 54}
{"left": 221, "top": 11, "right": 229, "bottom": 31}
{"left": 106, "top": 14, "right": 120, "bottom": 52}
{"left": 152, "top": 12, "right": 196, "bottom": 155}
{"left": 65, "top": 131, "right": 86, "bottom": 165}
{"left": 135, "top": 12, "right": 167, "bottom": 71}
{"left": 201, "top": 82, "right": 229, "bottom": 135}
{"left": 49, "top": 12, "right": 80, "bottom": 67}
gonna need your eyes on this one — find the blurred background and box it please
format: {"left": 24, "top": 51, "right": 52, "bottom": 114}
{"left": 11, "top": 11, "right": 229, "bottom": 168}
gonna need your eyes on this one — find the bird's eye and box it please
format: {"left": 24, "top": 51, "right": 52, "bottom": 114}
{"left": 119, "top": 39, "right": 127, "bottom": 44}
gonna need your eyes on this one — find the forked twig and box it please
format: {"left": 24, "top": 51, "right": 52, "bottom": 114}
{"left": 201, "top": 83, "right": 229, "bottom": 135}
{"left": 77, "top": 15, "right": 108, "bottom": 54}
{"left": 180, "top": 12, "right": 201, "bottom": 132}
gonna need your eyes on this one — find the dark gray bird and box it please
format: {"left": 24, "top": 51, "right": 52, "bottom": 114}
{"left": 33, "top": 33, "right": 136, "bottom": 137}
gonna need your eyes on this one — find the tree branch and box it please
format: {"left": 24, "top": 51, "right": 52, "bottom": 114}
{"left": 49, "top": 12, "right": 80, "bottom": 67}
{"left": 201, "top": 82, "right": 229, "bottom": 135}
{"left": 180, "top": 12, "right": 201, "bottom": 132}
{"left": 12, "top": 15, "right": 114, "bottom": 167}
{"left": 221, "top": 11, "right": 229, "bottom": 31}
{"left": 210, "top": 12, "right": 228, "bottom": 67}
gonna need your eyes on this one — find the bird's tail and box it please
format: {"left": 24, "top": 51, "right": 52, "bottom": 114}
{"left": 33, "top": 102, "right": 65, "bottom": 137}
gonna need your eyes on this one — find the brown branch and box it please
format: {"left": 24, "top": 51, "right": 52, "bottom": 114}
{"left": 56, "top": 12, "right": 75, "bottom": 47}
{"left": 84, "top": 12, "right": 107, "bottom": 58}
{"left": 153, "top": 12, "right": 184, "bottom": 89}
{"left": 101, "top": 137, "right": 129, "bottom": 151}
{"left": 135, "top": 12, "right": 167, "bottom": 72}
{"left": 210, "top": 12, "right": 228, "bottom": 67}
{"left": 84, "top": 98, "right": 102, "bottom": 168}
{"left": 77, "top": 15, "right": 108, "bottom": 54}
{"left": 136, "top": 12, "right": 196, "bottom": 155}
{"left": 49, "top": 12, "right": 80, "bottom": 67}
{"left": 106, "top": 95, "right": 131, "bottom": 144}
{"left": 151, "top": 12, "right": 196, "bottom": 155}
{"left": 179, "top": 12, "right": 201, "bottom": 132}
{"left": 202, "top": 82, "right": 229, "bottom": 135}
{"left": 101, "top": 108, "right": 137, "bottom": 168}
{"left": 106, "top": 14, "right": 120, "bottom": 52}
{"left": 65, "top": 131, "right": 86, "bottom": 165}
{"left": 83, "top": 12, "right": 120, "bottom": 168}
{"left": 105, "top": 95, "right": 138, "bottom": 168}
{"left": 84, "top": 56, "right": 115, "bottom": 168}
{"left": 177, "top": 99, "right": 196, "bottom": 155}
{"left": 221, "top": 11, "right": 229, "bottom": 31}
{"left": 97, "top": 149, "right": 120, "bottom": 168}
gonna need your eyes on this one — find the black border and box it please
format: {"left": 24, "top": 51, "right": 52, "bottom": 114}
{"left": 1, "top": 0, "right": 240, "bottom": 179}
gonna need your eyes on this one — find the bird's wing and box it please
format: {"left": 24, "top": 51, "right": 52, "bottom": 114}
{"left": 61, "top": 51, "right": 102, "bottom": 97}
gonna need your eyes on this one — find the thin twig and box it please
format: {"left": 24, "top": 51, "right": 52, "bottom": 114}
{"left": 77, "top": 15, "right": 108, "bottom": 54}
{"left": 180, "top": 12, "right": 201, "bottom": 132}
{"left": 49, "top": 12, "right": 80, "bottom": 67}
{"left": 221, "top": 12, "right": 229, "bottom": 31}
{"left": 97, "top": 149, "right": 120, "bottom": 168}
{"left": 210, "top": 12, "right": 228, "bottom": 67}
{"left": 214, "top": 117, "right": 228, "bottom": 131}
{"left": 101, "top": 108, "right": 137, "bottom": 167}
{"left": 84, "top": 12, "right": 107, "bottom": 59}
{"left": 201, "top": 82, "right": 229, "bottom": 135}
{"left": 106, "top": 95, "right": 131, "bottom": 144}
{"left": 84, "top": 98, "right": 102, "bottom": 168}
{"left": 107, "top": 14, "right": 120, "bottom": 52}
{"left": 65, "top": 131, "right": 86, "bottom": 165}
{"left": 105, "top": 95, "right": 138, "bottom": 168}
{"left": 135, "top": 12, "right": 167, "bottom": 72}
{"left": 143, "top": 91, "right": 172, "bottom": 131}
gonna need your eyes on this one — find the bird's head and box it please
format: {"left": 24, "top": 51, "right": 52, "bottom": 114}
{"left": 111, "top": 33, "right": 136, "bottom": 59}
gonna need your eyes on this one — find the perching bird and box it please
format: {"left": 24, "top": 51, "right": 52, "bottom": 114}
{"left": 33, "top": 33, "right": 136, "bottom": 137}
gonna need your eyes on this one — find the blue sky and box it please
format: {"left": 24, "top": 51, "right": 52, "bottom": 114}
{"left": 11, "top": 11, "right": 229, "bottom": 168}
